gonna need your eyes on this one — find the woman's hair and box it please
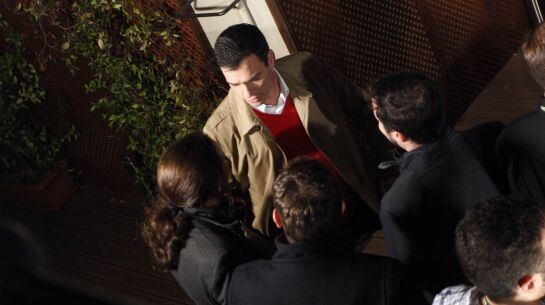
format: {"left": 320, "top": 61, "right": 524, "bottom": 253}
{"left": 142, "top": 132, "right": 225, "bottom": 270}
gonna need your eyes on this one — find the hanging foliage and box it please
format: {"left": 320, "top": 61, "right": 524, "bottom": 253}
{"left": 17, "top": 0, "right": 224, "bottom": 197}
{"left": 0, "top": 15, "right": 79, "bottom": 183}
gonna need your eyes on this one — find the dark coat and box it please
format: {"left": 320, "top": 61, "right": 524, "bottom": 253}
{"left": 171, "top": 207, "right": 263, "bottom": 305}
{"left": 379, "top": 128, "right": 499, "bottom": 297}
{"left": 495, "top": 98, "right": 545, "bottom": 202}
{"left": 228, "top": 234, "right": 426, "bottom": 305}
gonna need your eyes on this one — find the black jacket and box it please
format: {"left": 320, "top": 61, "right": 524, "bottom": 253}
{"left": 228, "top": 234, "right": 426, "bottom": 305}
{"left": 171, "top": 207, "right": 262, "bottom": 305}
{"left": 495, "top": 98, "right": 545, "bottom": 202}
{"left": 379, "top": 128, "right": 498, "bottom": 296}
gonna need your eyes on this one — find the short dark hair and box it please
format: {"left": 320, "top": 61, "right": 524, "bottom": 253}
{"left": 522, "top": 22, "right": 545, "bottom": 90}
{"left": 273, "top": 158, "right": 342, "bottom": 243}
{"left": 214, "top": 23, "right": 269, "bottom": 68}
{"left": 372, "top": 72, "right": 446, "bottom": 144}
{"left": 456, "top": 195, "right": 545, "bottom": 301}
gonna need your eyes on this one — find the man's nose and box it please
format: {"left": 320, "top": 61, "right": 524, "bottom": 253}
{"left": 241, "top": 83, "right": 255, "bottom": 98}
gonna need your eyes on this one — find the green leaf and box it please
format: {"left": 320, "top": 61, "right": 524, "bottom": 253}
{"left": 97, "top": 38, "right": 105, "bottom": 49}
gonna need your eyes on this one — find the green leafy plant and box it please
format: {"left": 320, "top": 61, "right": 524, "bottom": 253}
{"left": 17, "top": 1, "right": 223, "bottom": 198}
{"left": 0, "top": 15, "right": 79, "bottom": 183}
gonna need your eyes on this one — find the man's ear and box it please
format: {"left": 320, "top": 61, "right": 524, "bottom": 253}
{"left": 516, "top": 273, "right": 545, "bottom": 300}
{"left": 267, "top": 49, "right": 275, "bottom": 66}
{"left": 393, "top": 131, "right": 409, "bottom": 143}
{"left": 518, "top": 274, "right": 542, "bottom": 291}
{"left": 272, "top": 209, "right": 283, "bottom": 229}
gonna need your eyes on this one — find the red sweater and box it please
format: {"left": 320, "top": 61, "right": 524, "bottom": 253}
{"left": 253, "top": 96, "right": 363, "bottom": 221}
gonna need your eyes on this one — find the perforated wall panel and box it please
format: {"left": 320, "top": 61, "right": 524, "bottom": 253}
{"left": 275, "top": 0, "right": 531, "bottom": 123}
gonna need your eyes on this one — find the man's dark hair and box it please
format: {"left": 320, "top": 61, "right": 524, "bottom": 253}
{"left": 273, "top": 158, "right": 342, "bottom": 243}
{"left": 372, "top": 72, "right": 446, "bottom": 144}
{"left": 456, "top": 195, "right": 545, "bottom": 301}
{"left": 214, "top": 23, "right": 269, "bottom": 68}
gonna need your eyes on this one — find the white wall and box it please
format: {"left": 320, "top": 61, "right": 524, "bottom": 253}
{"left": 191, "top": 0, "right": 291, "bottom": 58}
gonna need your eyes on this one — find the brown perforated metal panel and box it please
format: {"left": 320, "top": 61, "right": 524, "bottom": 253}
{"left": 275, "top": 0, "right": 531, "bottom": 123}
{"left": 419, "top": 0, "right": 531, "bottom": 122}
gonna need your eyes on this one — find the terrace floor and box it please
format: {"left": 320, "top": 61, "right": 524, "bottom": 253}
{"left": 1, "top": 52, "right": 542, "bottom": 304}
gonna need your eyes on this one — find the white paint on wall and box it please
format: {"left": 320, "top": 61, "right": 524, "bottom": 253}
{"left": 192, "top": 0, "right": 291, "bottom": 58}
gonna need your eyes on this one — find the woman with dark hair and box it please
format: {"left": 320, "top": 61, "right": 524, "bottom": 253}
{"left": 142, "top": 132, "right": 262, "bottom": 305}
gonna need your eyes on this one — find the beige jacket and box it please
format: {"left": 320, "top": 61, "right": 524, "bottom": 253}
{"left": 204, "top": 52, "right": 379, "bottom": 236}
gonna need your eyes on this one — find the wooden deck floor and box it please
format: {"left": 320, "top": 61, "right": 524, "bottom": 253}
{"left": 1, "top": 185, "right": 193, "bottom": 305}
{"left": 1, "top": 52, "right": 542, "bottom": 304}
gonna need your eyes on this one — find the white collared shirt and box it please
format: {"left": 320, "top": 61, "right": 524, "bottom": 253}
{"left": 253, "top": 69, "right": 290, "bottom": 115}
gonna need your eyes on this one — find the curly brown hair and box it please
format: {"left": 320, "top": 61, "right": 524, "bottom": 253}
{"left": 141, "top": 132, "right": 225, "bottom": 270}
{"left": 273, "top": 158, "right": 342, "bottom": 243}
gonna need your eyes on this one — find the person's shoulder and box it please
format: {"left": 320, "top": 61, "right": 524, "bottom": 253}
{"left": 351, "top": 252, "right": 399, "bottom": 267}
{"left": 433, "top": 285, "right": 476, "bottom": 305}
{"left": 276, "top": 51, "right": 315, "bottom": 66}
{"left": 347, "top": 253, "right": 409, "bottom": 284}
{"left": 184, "top": 223, "right": 231, "bottom": 259}
{"left": 229, "top": 257, "right": 271, "bottom": 287}
{"left": 381, "top": 170, "right": 420, "bottom": 205}
{"left": 204, "top": 91, "right": 236, "bottom": 132}
{"left": 275, "top": 51, "right": 322, "bottom": 77}
{"left": 502, "top": 110, "right": 544, "bottom": 137}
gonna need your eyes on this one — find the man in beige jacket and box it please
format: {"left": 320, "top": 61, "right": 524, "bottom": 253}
{"left": 204, "top": 23, "right": 383, "bottom": 238}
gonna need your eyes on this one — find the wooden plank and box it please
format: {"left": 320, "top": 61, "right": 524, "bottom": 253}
{"left": 487, "top": 77, "right": 541, "bottom": 91}
{"left": 50, "top": 218, "right": 149, "bottom": 256}
{"left": 46, "top": 247, "right": 193, "bottom": 305}
{"left": 456, "top": 113, "right": 516, "bottom": 130}
{"left": 67, "top": 186, "right": 143, "bottom": 220}
{"left": 462, "top": 102, "right": 536, "bottom": 116}
{"left": 361, "top": 237, "right": 388, "bottom": 257}
{"left": 51, "top": 265, "right": 188, "bottom": 305}
{"left": 373, "top": 230, "right": 385, "bottom": 239}
{"left": 0, "top": 206, "right": 57, "bottom": 236}
{"left": 57, "top": 204, "right": 140, "bottom": 237}
{"left": 42, "top": 230, "right": 171, "bottom": 281}
{"left": 472, "top": 90, "right": 541, "bottom": 104}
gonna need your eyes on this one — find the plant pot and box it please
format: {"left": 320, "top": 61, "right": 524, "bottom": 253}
{"left": 0, "top": 170, "right": 79, "bottom": 211}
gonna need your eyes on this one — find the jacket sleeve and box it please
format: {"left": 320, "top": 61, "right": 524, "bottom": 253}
{"left": 384, "top": 260, "right": 428, "bottom": 305}
{"left": 380, "top": 209, "right": 414, "bottom": 266}
{"left": 379, "top": 176, "right": 422, "bottom": 266}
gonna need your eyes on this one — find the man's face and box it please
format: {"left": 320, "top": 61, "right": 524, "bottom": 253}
{"left": 372, "top": 99, "right": 397, "bottom": 145}
{"left": 220, "top": 51, "right": 278, "bottom": 107}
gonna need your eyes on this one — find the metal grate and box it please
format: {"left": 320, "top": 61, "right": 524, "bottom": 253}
{"left": 275, "top": 0, "right": 531, "bottom": 123}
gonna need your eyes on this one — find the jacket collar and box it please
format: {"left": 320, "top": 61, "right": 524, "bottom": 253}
{"left": 228, "top": 70, "right": 313, "bottom": 136}
{"left": 181, "top": 205, "right": 244, "bottom": 234}
{"left": 272, "top": 230, "right": 349, "bottom": 260}
{"left": 399, "top": 127, "right": 455, "bottom": 171}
